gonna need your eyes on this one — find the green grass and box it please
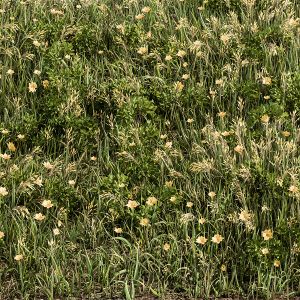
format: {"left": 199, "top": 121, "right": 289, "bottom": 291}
{"left": 0, "top": 0, "right": 299, "bottom": 299}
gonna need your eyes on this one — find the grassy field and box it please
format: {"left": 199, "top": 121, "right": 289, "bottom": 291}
{"left": 0, "top": 0, "right": 300, "bottom": 299}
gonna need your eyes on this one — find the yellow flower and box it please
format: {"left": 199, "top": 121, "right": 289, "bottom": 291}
{"left": 234, "top": 145, "right": 244, "bottom": 154}
{"left": 14, "top": 254, "right": 24, "bottom": 261}
{"left": 177, "top": 50, "right": 186, "bottom": 58}
{"left": 140, "top": 218, "right": 150, "bottom": 226}
{"left": 281, "top": 131, "right": 290, "bottom": 137}
{"left": 1, "top": 129, "right": 9, "bottom": 134}
{"left": 199, "top": 217, "right": 206, "bottom": 224}
{"left": 182, "top": 74, "right": 190, "bottom": 80}
{"left": 186, "top": 201, "right": 193, "bottom": 208}
{"left": 146, "top": 196, "right": 158, "bottom": 206}
{"left": 264, "top": 95, "right": 270, "bottom": 100}
{"left": 135, "top": 13, "right": 144, "bottom": 20}
{"left": 165, "top": 55, "right": 172, "bottom": 61}
{"left": 218, "top": 111, "right": 226, "bottom": 118}
{"left": 0, "top": 231, "right": 4, "bottom": 239}
{"left": 196, "top": 236, "right": 207, "bottom": 245}
{"left": 137, "top": 46, "right": 148, "bottom": 55}
{"left": 163, "top": 243, "right": 170, "bottom": 251}
{"left": 215, "top": 79, "right": 224, "bottom": 85}
{"left": 261, "top": 229, "right": 273, "bottom": 241}
{"left": 68, "top": 180, "right": 76, "bottom": 186}
{"left": 261, "top": 114, "right": 269, "bottom": 123}
{"left": 174, "top": 81, "right": 184, "bottom": 93}
{"left": 273, "top": 260, "right": 280, "bottom": 268}
{"left": 165, "top": 180, "right": 173, "bottom": 187}
{"left": 7, "top": 142, "right": 16, "bottom": 152}
{"left": 28, "top": 81, "right": 37, "bottom": 93}
{"left": 114, "top": 227, "right": 123, "bottom": 234}
{"left": 212, "top": 234, "right": 223, "bottom": 244}
{"left": 165, "top": 141, "right": 173, "bottom": 148}
{"left": 141, "top": 6, "right": 151, "bottom": 13}
{"left": 126, "top": 200, "right": 139, "bottom": 209}
{"left": 187, "top": 118, "right": 194, "bottom": 123}
{"left": 0, "top": 153, "right": 11, "bottom": 160}
{"left": 221, "top": 131, "right": 231, "bottom": 137}
{"left": 34, "top": 213, "right": 45, "bottom": 221}
{"left": 288, "top": 185, "right": 298, "bottom": 193}
{"left": 6, "top": 69, "right": 14, "bottom": 75}
{"left": 33, "top": 40, "right": 41, "bottom": 47}
{"left": 42, "top": 80, "right": 49, "bottom": 89}
{"left": 262, "top": 229, "right": 273, "bottom": 241}
{"left": 261, "top": 247, "right": 269, "bottom": 255}
{"left": 41, "top": 200, "right": 53, "bottom": 209}
{"left": 43, "top": 161, "right": 54, "bottom": 170}
{"left": 17, "top": 134, "right": 25, "bottom": 140}
{"left": 208, "top": 191, "right": 216, "bottom": 198}
{"left": 262, "top": 77, "right": 272, "bottom": 85}
{"left": 170, "top": 196, "right": 177, "bottom": 203}
{"left": 239, "top": 210, "right": 252, "bottom": 222}
{"left": 221, "top": 264, "right": 227, "bottom": 272}
{"left": 0, "top": 187, "right": 8, "bottom": 196}
{"left": 90, "top": 156, "right": 97, "bottom": 161}
{"left": 53, "top": 228, "right": 60, "bottom": 235}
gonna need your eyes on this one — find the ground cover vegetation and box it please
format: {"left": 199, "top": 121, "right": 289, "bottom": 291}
{"left": 0, "top": 0, "right": 299, "bottom": 299}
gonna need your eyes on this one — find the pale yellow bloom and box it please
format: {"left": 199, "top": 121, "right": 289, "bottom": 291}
{"left": 215, "top": 79, "right": 224, "bottom": 85}
{"left": 182, "top": 74, "right": 190, "bottom": 80}
{"left": 53, "top": 228, "right": 60, "bottom": 235}
{"left": 187, "top": 118, "right": 194, "bottom": 123}
{"left": 262, "top": 229, "right": 273, "bottom": 241}
{"left": 234, "top": 145, "right": 244, "bottom": 154}
{"left": 34, "top": 213, "right": 45, "bottom": 221}
{"left": 28, "top": 81, "right": 37, "bottom": 93}
{"left": 281, "top": 131, "right": 290, "bottom": 137}
{"left": 221, "top": 264, "right": 227, "bottom": 272}
{"left": 208, "top": 191, "right": 216, "bottom": 198}
{"left": 174, "top": 81, "right": 184, "bottom": 92}
{"left": 186, "top": 201, "right": 193, "bottom": 208}
{"left": 218, "top": 111, "right": 226, "bottom": 118}
{"left": 199, "top": 217, "right": 206, "bottom": 224}
{"left": 33, "top": 40, "right": 41, "bottom": 47}
{"left": 135, "top": 13, "right": 144, "bottom": 20}
{"left": 274, "top": 260, "right": 280, "bottom": 267}
{"left": 177, "top": 50, "right": 186, "bottom": 58}
{"left": 0, "top": 153, "right": 11, "bottom": 160}
{"left": 165, "top": 141, "right": 173, "bottom": 148}
{"left": 141, "top": 6, "right": 151, "bottom": 13}
{"left": 7, "top": 142, "right": 16, "bottom": 152}
{"left": 126, "top": 200, "right": 139, "bottom": 209}
{"left": 165, "top": 55, "right": 172, "bottom": 61}
{"left": 0, "top": 231, "right": 4, "bottom": 239}
{"left": 42, "top": 80, "right": 49, "bottom": 89}
{"left": 14, "top": 254, "right": 24, "bottom": 261}
{"left": 6, "top": 69, "right": 14, "bottom": 75}
{"left": 163, "top": 243, "right": 170, "bottom": 251}
{"left": 262, "top": 77, "right": 272, "bottom": 85}
{"left": 41, "top": 200, "right": 53, "bottom": 209}
{"left": 261, "top": 114, "right": 269, "bottom": 123}
{"left": 0, "top": 187, "right": 8, "bottom": 196}
{"left": 212, "top": 234, "right": 223, "bottom": 244}
{"left": 146, "top": 196, "right": 158, "bottom": 206}
{"left": 140, "top": 218, "right": 150, "bottom": 226}
{"left": 137, "top": 46, "right": 148, "bottom": 55}
{"left": 165, "top": 181, "right": 173, "bottom": 187}
{"left": 289, "top": 185, "right": 298, "bottom": 193}
{"left": 170, "top": 196, "right": 177, "bottom": 203}
{"left": 261, "top": 247, "right": 269, "bottom": 255}
{"left": 196, "top": 236, "right": 207, "bottom": 245}
{"left": 43, "top": 161, "right": 54, "bottom": 170}
{"left": 114, "top": 227, "right": 123, "bottom": 233}
{"left": 68, "top": 180, "right": 76, "bottom": 186}
{"left": 90, "top": 156, "right": 97, "bottom": 161}
{"left": 17, "top": 134, "right": 25, "bottom": 140}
